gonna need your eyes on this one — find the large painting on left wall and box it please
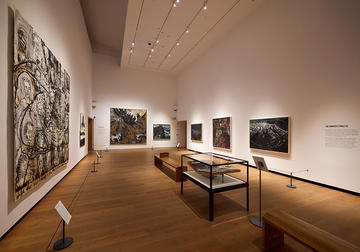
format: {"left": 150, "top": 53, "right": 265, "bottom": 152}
{"left": 110, "top": 108, "right": 147, "bottom": 144}
{"left": 13, "top": 11, "right": 70, "bottom": 200}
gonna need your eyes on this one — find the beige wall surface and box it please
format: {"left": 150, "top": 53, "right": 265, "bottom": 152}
{"left": 0, "top": 0, "right": 93, "bottom": 237}
{"left": 92, "top": 53, "right": 177, "bottom": 150}
{"left": 177, "top": 0, "right": 360, "bottom": 193}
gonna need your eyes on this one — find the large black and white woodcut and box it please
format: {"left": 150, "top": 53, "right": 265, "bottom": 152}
{"left": 13, "top": 11, "right": 70, "bottom": 200}
{"left": 250, "top": 117, "right": 289, "bottom": 153}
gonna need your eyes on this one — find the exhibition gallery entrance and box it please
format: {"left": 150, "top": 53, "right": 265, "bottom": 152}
{"left": 0, "top": 148, "right": 359, "bottom": 251}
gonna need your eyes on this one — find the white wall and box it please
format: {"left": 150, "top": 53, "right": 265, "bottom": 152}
{"left": 0, "top": 0, "right": 92, "bottom": 237}
{"left": 92, "top": 53, "right": 177, "bottom": 150}
{"left": 177, "top": 0, "right": 360, "bottom": 193}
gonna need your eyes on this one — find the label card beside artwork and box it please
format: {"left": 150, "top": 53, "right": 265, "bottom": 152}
{"left": 55, "top": 201, "right": 72, "bottom": 224}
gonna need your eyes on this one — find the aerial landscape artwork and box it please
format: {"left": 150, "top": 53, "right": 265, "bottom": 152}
{"left": 153, "top": 124, "right": 171, "bottom": 140}
{"left": 13, "top": 11, "right": 70, "bottom": 200}
{"left": 250, "top": 117, "right": 289, "bottom": 153}
{"left": 110, "top": 108, "right": 147, "bottom": 144}
{"left": 213, "top": 117, "right": 231, "bottom": 150}
{"left": 80, "top": 113, "right": 85, "bottom": 147}
{"left": 191, "top": 123, "right": 202, "bottom": 142}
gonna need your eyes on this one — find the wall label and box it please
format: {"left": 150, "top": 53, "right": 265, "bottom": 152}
{"left": 325, "top": 125, "right": 359, "bottom": 149}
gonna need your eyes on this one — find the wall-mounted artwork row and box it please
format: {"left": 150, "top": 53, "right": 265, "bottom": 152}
{"left": 213, "top": 117, "right": 231, "bottom": 150}
{"left": 250, "top": 117, "right": 289, "bottom": 153}
{"left": 14, "top": 11, "right": 70, "bottom": 200}
{"left": 110, "top": 108, "right": 147, "bottom": 144}
{"left": 191, "top": 123, "right": 202, "bottom": 142}
{"left": 153, "top": 124, "right": 171, "bottom": 140}
{"left": 80, "top": 113, "right": 85, "bottom": 147}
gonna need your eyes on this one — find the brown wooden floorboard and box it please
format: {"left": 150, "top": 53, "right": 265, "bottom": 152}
{"left": 0, "top": 148, "right": 359, "bottom": 251}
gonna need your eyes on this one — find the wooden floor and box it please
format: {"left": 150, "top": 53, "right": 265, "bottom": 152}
{"left": 1, "top": 148, "right": 359, "bottom": 252}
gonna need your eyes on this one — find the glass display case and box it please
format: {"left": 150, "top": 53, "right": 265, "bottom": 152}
{"left": 181, "top": 152, "right": 249, "bottom": 221}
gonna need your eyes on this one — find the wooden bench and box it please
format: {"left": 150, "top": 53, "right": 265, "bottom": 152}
{"left": 154, "top": 152, "right": 187, "bottom": 182}
{"left": 262, "top": 210, "right": 360, "bottom": 252}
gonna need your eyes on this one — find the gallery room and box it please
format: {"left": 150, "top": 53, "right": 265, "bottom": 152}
{"left": 0, "top": 0, "right": 359, "bottom": 251}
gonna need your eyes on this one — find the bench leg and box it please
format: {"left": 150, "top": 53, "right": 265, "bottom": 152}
{"left": 263, "top": 220, "right": 284, "bottom": 250}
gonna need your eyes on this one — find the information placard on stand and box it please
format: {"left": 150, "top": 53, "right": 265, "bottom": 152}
{"left": 249, "top": 156, "right": 268, "bottom": 228}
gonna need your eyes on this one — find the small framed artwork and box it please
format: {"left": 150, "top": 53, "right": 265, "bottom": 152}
{"left": 191, "top": 123, "right": 202, "bottom": 142}
{"left": 213, "top": 117, "right": 231, "bottom": 150}
{"left": 153, "top": 124, "right": 171, "bottom": 140}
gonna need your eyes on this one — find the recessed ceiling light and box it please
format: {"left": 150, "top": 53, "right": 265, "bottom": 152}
{"left": 131, "top": 42, "right": 135, "bottom": 47}
{"left": 176, "top": 0, "right": 180, "bottom": 3}
{"left": 151, "top": 48, "right": 154, "bottom": 52}
{"left": 176, "top": 42, "right": 180, "bottom": 46}
{"left": 168, "top": 53, "right": 171, "bottom": 57}
{"left": 186, "top": 27, "right": 190, "bottom": 33}
{"left": 130, "top": 49, "right": 133, "bottom": 54}
{"left": 156, "top": 40, "right": 159, "bottom": 43}
{"left": 173, "top": 3, "right": 176, "bottom": 7}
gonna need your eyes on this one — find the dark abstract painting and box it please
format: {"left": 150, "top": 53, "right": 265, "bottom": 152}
{"left": 250, "top": 117, "right": 289, "bottom": 153}
{"left": 110, "top": 108, "right": 147, "bottom": 144}
{"left": 153, "top": 124, "right": 171, "bottom": 140}
{"left": 213, "top": 117, "right": 231, "bottom": 149}
{"left": 14, "top": 11, "right": 70, "bottom": 200}
{"left": 80, "top": 113, "right": 85, "bottom": 147}
{"left": 191, "top": 123, "right": 202, "bottom": 142}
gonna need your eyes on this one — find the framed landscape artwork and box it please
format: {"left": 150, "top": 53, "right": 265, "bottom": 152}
{"left": 13, "top": 11, "right": 70, "bottom": 200}
{"left": 80, "top": 113, "right": 85, "bottom": 147}
{"left": 213, "top": 117, "right": 231, "bottom": 150}
{"left": 110, "top": 108, "right": 147, "bottom": 144}
{"left": 191, "top": 123, "right": 202, "bottom": 142}
{"left": 249, "top": 117, "right": 289, "bottom": 153}
{"left": 153, "top": 124, "right": 171, "bottom": 140}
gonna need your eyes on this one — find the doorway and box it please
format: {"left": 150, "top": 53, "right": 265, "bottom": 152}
{"left": 176, "top": 120, "right": 187, "bottom": 149}
{"left": 88, "top": 117, "right": 93, "bottom": 151}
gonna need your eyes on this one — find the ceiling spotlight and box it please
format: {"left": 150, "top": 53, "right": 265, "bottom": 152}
{"left": 168, "top": 53, "right": 171, "bottom": 57}
{"left": 156, "top": 39, "right": 159, "bottom": 43}
{"left": 173, "top": 2, "right": 176, "bottom": 7}
{"left": 131, "top": 42, "right": 135, "bottom": 47}
{"left": 130, "top": 49, "right": 133, "bottom": 54}
{"left": 176, "top": 0, "right": 180, "bottom": 3}
{"left": 151, "top": 48, "right": 154, "bottom": 52}
{"left": 149, "top": 54, "right": 152, "bottom": 58}
{"left": 176, "top": 41, "right": 180, "bottom": 46}
{"left": 203, "top": 1, "right": 208, "bottom": 10}
{"left": 186, "top": 27, "right": 190, "bottom": 33}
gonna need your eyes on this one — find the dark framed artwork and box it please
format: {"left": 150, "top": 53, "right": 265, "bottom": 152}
{"left": 153, "top": 124, "right": 171, "bottom": 140}
{"left": 213, "top": 117, "right": 231, "bottom": 150}
{"left": 191, "top": 123, "right": 202, "bottom": 142}
{"left": 80, "top": 113, "right": 85, "bottom": 147}
{"left": 110, "top": 108, "right": 147, "bottom": 144}
{"left": 249, "top": 117, "right": 289, "bottom": 153}
{"left": 13, "top": 11, "right": 70, "bottom": 200}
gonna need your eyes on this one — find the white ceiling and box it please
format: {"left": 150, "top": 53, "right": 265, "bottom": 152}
{"left": 81, "top": 0, "right": 263, "bottom": 74}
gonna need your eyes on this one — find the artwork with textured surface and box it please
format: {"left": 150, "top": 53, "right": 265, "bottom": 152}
{"left": 250, "top": 117, "right": 289, "bottom": 153}
{"left": 110, "top": 108, "right": 147, "bottom": 144}
{"left": 213, "top": 117, "right": 231, "bottom": 150}
{"left": 191, "top": 123, "right": 202, "bottom": 142}
{"left": 13, "top": 11, "right": 70, "bottom": 200}
{"left": 80, "top": 113, "right": 85, "bottom": 147}
{"left": 153, "top": 124, "right": 170, "bottom": 140}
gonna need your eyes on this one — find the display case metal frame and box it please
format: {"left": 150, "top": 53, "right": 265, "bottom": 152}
{"left": 180, "top": 152, "right": 249, "bottom": 221}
